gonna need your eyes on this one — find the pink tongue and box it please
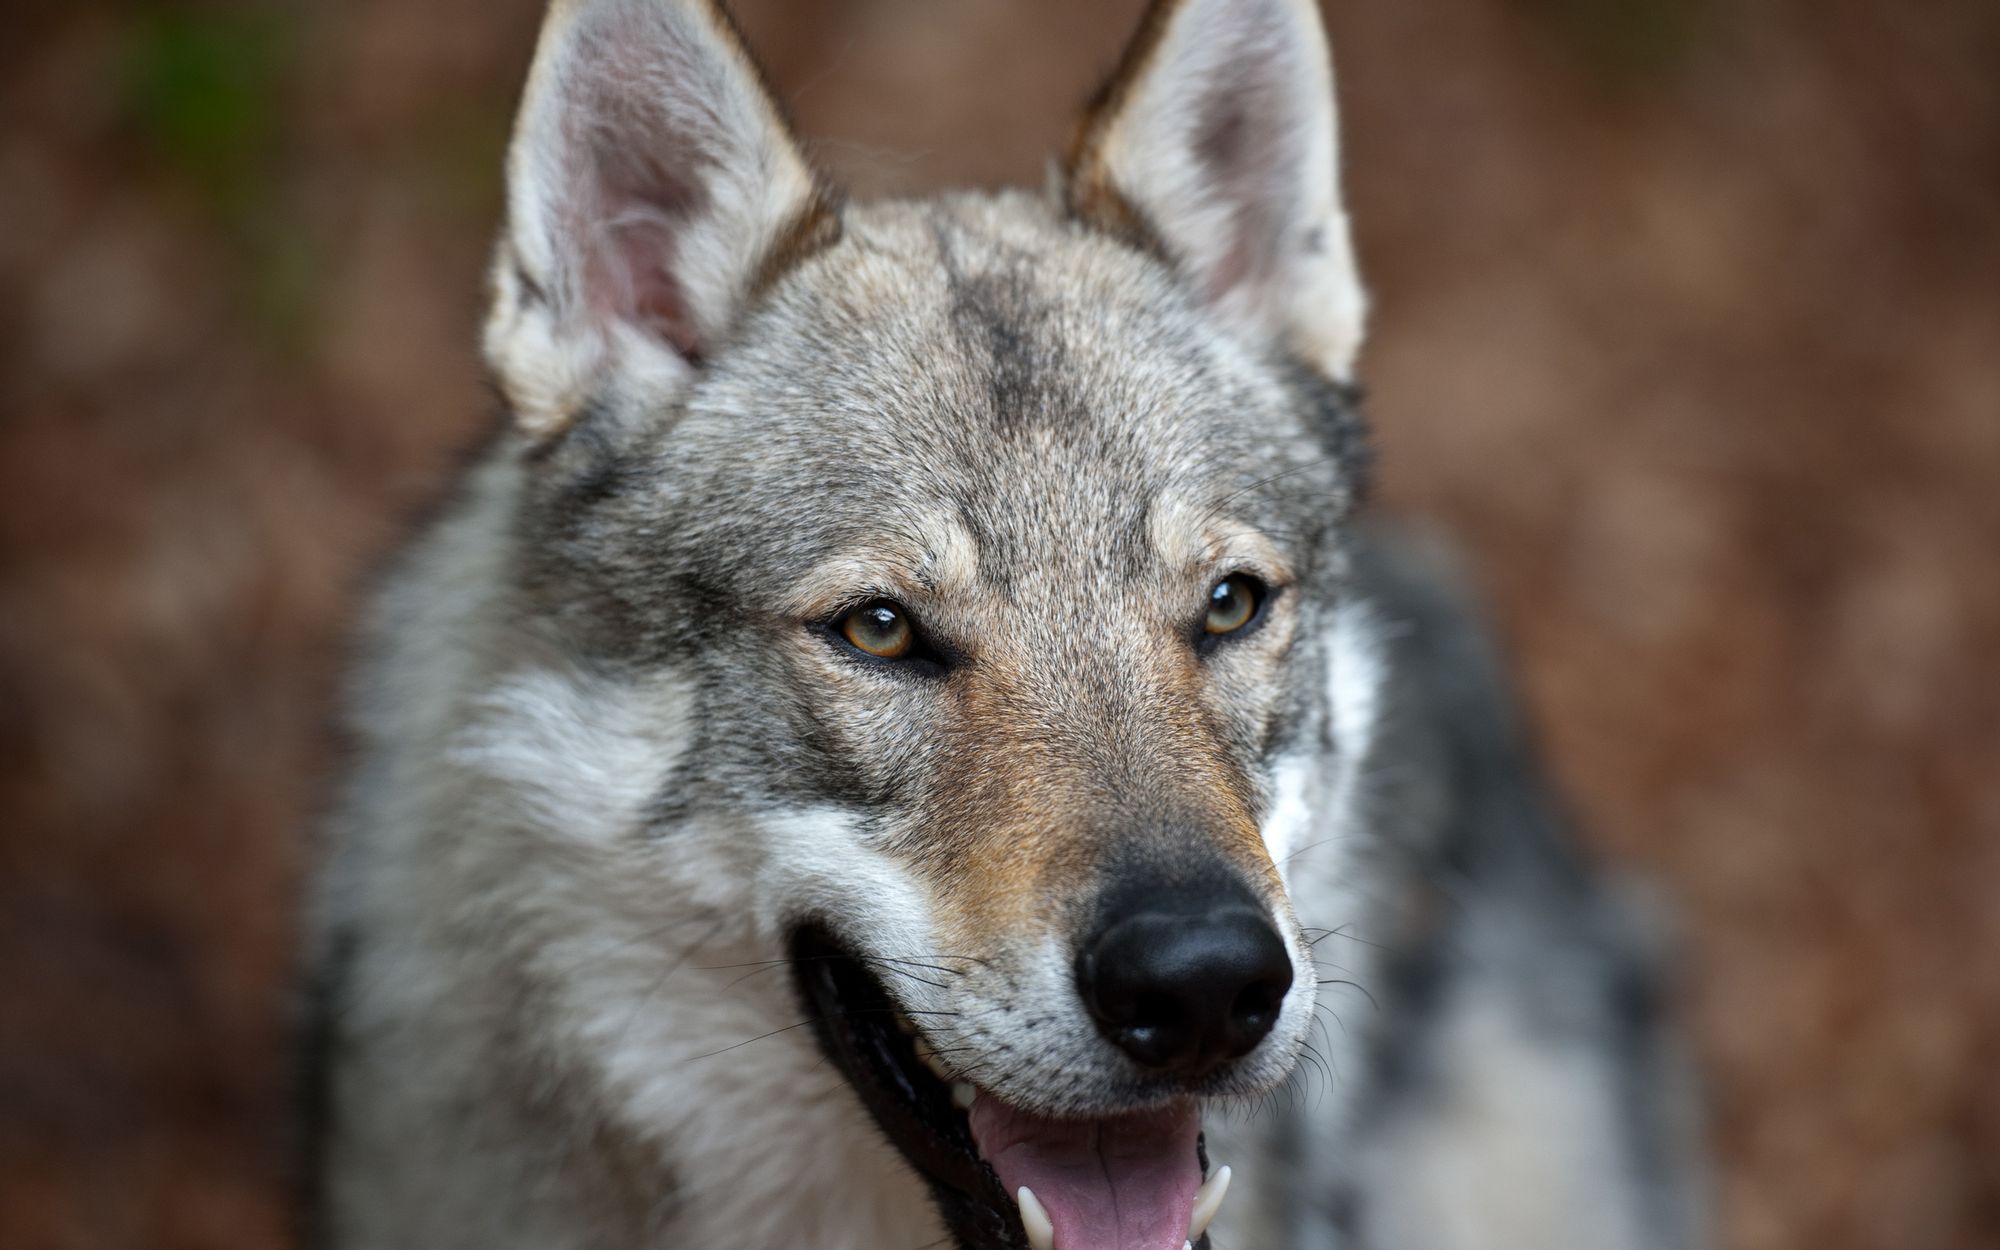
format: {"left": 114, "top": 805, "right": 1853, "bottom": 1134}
{"left": 968, "top": 1095, "right": 1202, "bottom": 1250}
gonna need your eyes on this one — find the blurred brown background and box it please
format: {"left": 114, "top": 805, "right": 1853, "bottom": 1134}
{"left": 2, "top": 1, "right": 1995, "bottom": 1247}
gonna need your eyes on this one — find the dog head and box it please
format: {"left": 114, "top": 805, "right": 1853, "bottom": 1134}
{"left": 482, "top": 2, "right": 1372, "bottom": 1247}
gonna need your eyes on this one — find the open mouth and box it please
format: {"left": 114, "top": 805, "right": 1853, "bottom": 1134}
{"left": 788, "top": 925, "right": 1231, "bottom": 1250}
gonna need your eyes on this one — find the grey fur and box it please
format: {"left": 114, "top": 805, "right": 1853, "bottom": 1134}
{"left": 309, "top": 3, "right": 1704, "bottom": 1248}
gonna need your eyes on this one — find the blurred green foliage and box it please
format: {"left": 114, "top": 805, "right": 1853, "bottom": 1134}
{"left": 1515, "top": 0, "right": 1710, "bottom": 89}
{"left": 120, "top": 6, "right": 316, "bottom": 353}
{"left": 120, "top": 6, "right": 292, "bottom": 202}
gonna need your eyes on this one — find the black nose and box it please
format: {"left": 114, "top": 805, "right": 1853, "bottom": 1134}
{"left": 1076, "top": 881, "right": 1294, "bottom": 1076}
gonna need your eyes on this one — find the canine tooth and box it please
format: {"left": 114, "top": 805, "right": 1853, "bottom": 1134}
{"left": 1016, "top": 1186, "right": 1055, "bottom": 1250}
{"left": 892, "top": 1009, "right": 916, "bottom": 1036}
{"left": 951, "top": 1081, "right": 977, "bottom": 1110}
{"left": 1188, "top": 1164, "right": 1232, "bottom": 1241}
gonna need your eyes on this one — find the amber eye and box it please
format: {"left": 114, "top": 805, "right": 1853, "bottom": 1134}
{"left": 1204, "top": 574, "right": 1265, "bottom": 636}
{"left": 839, "top": 600, "right": 916, "bottom": 659}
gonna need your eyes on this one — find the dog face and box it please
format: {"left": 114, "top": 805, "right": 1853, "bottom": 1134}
{"left": 530, "top": 191, "right": 1363, "bottom": 1082}
{"left": 483, "top": 2, "right": 1371, "bottom": 1247}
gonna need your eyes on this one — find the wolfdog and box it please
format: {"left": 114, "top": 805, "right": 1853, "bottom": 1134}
{"left": 307, "top": 1, "right": 1705, "bottom": 1247}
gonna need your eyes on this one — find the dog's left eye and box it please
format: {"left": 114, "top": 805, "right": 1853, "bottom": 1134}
{"left": 839, "top": 600, "right": 916, "bottom": 659}
{"left": 1204, "top": 573, "right": 1267, "bottom": 637}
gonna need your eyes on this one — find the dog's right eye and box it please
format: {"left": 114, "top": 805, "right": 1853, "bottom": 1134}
{"left": 838, "top": 601, "right": 916, "bottom": 660}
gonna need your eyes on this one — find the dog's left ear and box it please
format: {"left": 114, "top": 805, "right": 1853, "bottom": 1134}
{"left": 1068, "top": 0, "right": 1365, "bottom": 381}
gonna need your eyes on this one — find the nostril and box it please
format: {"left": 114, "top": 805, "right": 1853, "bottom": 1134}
{"left": 1227, "top": 978, "right": 1287, "bottom": 1045}
{"left": 1130, "top": 990, "right": 1181, "bottom": 1034}
{"left": 1234, "top": 985, "right": 1273, "bottom": 1026}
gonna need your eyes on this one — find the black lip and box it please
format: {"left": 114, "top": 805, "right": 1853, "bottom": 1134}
{"left": 787, "top": 924, "right": 1218, "bottom": 1250}
{"left": 787, "top": 924, "right": 1024, "bottom": 1250}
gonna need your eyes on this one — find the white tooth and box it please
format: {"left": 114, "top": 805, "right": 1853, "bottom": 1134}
{"left": 893, "top": 1009, "right": 916, "bottom": 1036}
{"left": 951, "top": 1081, "right": 977, "bottom": 1110}
{"left": 1017, "top": 1186, "right": 1055, "bottom": 1250}
{"left": 1188, "top": 1164, "right": 1232, "bottom": 1241}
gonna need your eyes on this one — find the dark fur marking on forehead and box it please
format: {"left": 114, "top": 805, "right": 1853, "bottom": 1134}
{"left": 929, "top": 214, "right": 1075, "bottom": 435}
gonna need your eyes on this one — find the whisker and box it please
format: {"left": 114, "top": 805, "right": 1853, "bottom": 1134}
{"left": 1317, "top": 978, "right": 1378, "bottom": 1011}
{"left": 1282, "top": 834, "right": 1355, "bottom": 868}
{"left": 1310, "top": 999, "right": 1351, "bottom": 1039}
{"left": 603, "top": 914, "right": 736, "bottom": 1056}
{"left": 683, "top": 1019, "right": 821, "bottom": 1063}
{"left": 538, "top": 912, "right": 728, "bottom": 982}
{"left": 1300, "top": 923, "right": 1386, "bottom": 952}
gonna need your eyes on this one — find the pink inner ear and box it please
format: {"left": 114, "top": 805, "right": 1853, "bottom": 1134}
{"left": 1191, "top": 68, "right": 1291, "bottom": 305}
{"left": 570, "top": 79, "right": 716, "bottom": 363}
{"left": 593, "top": 207, "right": 705, "bottom": 361}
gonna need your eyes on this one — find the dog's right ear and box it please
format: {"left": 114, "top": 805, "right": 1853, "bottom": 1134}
{"left": 484, "top": 0, "right": 837, "bottom": 440}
